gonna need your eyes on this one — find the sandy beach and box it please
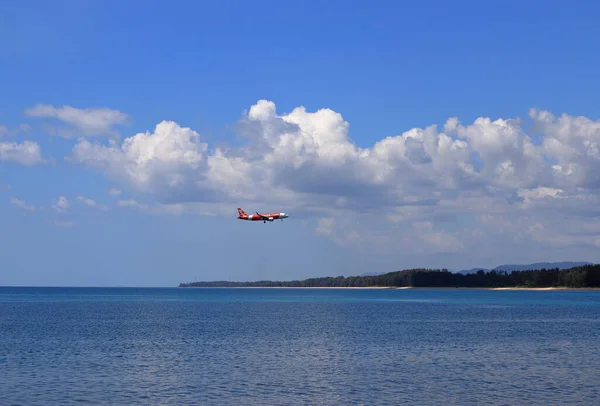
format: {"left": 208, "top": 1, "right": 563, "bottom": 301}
{"left": 181, "top": 286, "right": 600, "bottom": 290}
{"left": 488, "top": 287, "right": 600, "bottom": 291}
{"left": 182, "top": 286, "right": 394, "bottom": 289}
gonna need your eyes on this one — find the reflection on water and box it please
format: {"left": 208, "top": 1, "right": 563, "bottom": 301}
{"left": 1, "top": 287, "right": 599, "bottom": 405}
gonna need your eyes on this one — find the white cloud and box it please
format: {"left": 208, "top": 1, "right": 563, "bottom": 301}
{"left": 315, "top": 217, "right": 335, "bottom": 236}
{"left": 76, "top": 196, "right": 108, "bottom": 211}
{"left": 529, "top": 108, "right": 600, "bottom": 189}
{"left": 116, "top": 199, "right": 184, "bottom": 215}
{"left": 0, "top": 140, "right": 46, "bottom": 166}
{"left": 68, "top": 100, "right": 600, "bottom": 257}
{"left": 411, "top": 221, "right": 464, "bottom": 253}
{"left": 11, "top": 197, "right": 36, "bottom": 212}
{"left": 70, "top": 120, "right": 208, "bottom": 201}
{"left": 0, "top": 123, "right": 30, "bottom": 138}
{"left": 24, "top": 104, "right": 128, "bottom": 137}
{"left": 314, "top": 217, "right": 361, "bottom": 246}
{"left": 108, "top": 188, "right": 121, "bottom": 197}
{"left": 52, "top": 196, "right": 70, "bottom": 213}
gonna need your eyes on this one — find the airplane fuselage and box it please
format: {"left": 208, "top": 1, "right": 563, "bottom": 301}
{"left": 237, "top": 208, "right": 288, "bottom": 222}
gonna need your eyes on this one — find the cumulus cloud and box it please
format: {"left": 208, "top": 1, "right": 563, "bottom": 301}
{"left": 0, "top": 140, "right": 46, "bottom": 166}
{"left": 68, "top": 100, "right": 600, "bottom": 253}
{"left": 52, "top": 196, "right": 70, "bottom": 213}
{"left": 24, "top": 104, "right": 128, "bottom": 137}
{"left": 529, "top": 108, "right": 600, "bottom": 189}
{"left": 70, "top": 120, "right": 209, "bottom": 202}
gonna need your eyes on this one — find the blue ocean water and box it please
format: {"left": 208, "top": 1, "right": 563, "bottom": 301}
{"left": 1, "top": 287, "right": 599, "bottom": 405}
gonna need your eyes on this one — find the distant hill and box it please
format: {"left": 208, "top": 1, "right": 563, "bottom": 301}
{"left": 180, "top": 263, "right": 600, "bottom": 288}
{"left": 362, "top": 262, "right": 594, "bottom": 277}
{"left": 456, "top": 261, "right": 593, "bottom": 275}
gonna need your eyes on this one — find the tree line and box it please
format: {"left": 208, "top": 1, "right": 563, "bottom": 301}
{"left": 179, "top": 264, "right": 600, "bottom": 288}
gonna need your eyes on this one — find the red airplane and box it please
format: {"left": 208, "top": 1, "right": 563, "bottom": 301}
{"left": 237, "top": 208, "right": 289, "bottom": 223}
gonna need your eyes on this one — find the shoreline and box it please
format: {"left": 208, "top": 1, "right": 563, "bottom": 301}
{"left": 179, "top": 286, "right": 600, "bottom": 291}
{"left": 179, "top": 286, "right": 394, "bottom": 289}
{"left": 487, "top": 287, "right": 600, "bottom": 291}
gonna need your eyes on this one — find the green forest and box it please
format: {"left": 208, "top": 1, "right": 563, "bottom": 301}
{"left": 179, "top": 264, "right": 600, "bottom": 288}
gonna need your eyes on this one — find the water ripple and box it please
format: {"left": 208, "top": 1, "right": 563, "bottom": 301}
{"left": 0, "top": 288, "right": 599, "bottom": 405}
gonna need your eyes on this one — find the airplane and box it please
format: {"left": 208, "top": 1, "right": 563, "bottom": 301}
{"left": 237, "top": 208, "right": 289, "bottom": 223}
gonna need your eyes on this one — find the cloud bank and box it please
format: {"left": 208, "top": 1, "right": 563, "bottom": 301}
{"left": 65, "top": 100, "right": 600, "bottom": 253}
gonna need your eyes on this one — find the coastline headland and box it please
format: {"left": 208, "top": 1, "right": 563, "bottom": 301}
{"left": 179, "top": 264, "right": 600, "bottom": 290}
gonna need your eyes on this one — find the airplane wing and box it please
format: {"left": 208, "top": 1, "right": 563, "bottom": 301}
{"left": 256, "top": 211, "right": 269, "bottom": 220}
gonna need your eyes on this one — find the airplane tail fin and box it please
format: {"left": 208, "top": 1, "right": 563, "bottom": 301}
{"left": 237, "top": 208, "right": 247, "bottom": 217}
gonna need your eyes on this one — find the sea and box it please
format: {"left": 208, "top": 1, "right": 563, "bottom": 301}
{"left": 1, "top": 287, "right": 599, "bottom": 405}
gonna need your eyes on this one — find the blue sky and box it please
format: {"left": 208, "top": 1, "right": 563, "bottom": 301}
{"left": 2, "top": 0, "right": 600, "bottom": 286}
